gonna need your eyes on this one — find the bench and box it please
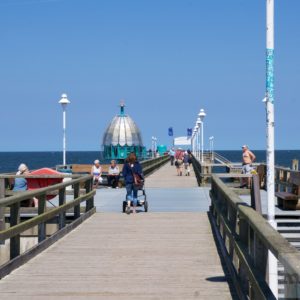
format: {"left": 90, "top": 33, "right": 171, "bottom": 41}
{"left": 72, "top": 164, "right": 112, "bottom": 174}
{"left": 71, "top": 164, "right": 124, "bottom": 187}
{"left": 276, "top": 172, "right": 300, "bottom": 210}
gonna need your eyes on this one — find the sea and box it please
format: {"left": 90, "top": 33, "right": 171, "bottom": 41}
{"left": 0, "top": 150, "right": 299, "bottom": 174}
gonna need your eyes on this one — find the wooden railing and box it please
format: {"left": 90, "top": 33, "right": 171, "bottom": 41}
{"left": 0, "top": 174, "right": 95, "bottom": 278}
{"left": 140, "top": 155, "right": 170, "bottom": 176}
{"left": 210, "top": 174, "right": 300, "bottom": 299}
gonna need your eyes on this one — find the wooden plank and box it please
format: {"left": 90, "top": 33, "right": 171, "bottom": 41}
{"left": 0, "top": 207, "right": 96, "bottom": 280}
{"left": 145, "top": 163, "right": 199, "bottom": 188}
{"left": 0, "top": 213, "right": 235, "bottom": 299}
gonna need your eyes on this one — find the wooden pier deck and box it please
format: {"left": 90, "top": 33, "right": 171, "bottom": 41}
{"left": 0, "top": 162, "right": 236, "bottom": 299}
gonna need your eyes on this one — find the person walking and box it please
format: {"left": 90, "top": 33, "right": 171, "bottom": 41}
{"left": 122, "top": 152, "right": 144, "bottom": 214}
{"left": 240, "top": 145, "right": 256, "bottom": 188}
{"left": 175, "top": 149, "right": 184, "bottom": 176}
{"left": 169, "top": 148, "right": 175, "bottom": 166}
{"left": 183, "top": 151, "right": 191, "bottom": 176}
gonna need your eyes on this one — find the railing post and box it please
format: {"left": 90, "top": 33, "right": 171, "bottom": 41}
{"left": 0, "top": 179, "right": 5, "bottom": 245}
{"left": 58, "top": 187, "right": 66, "bottom": 229}
{"left": 10, "top": 201, "right": 20, "bottom": 259}
{"left": 250, "top": 233, "right": 268, "bottom": 298}
{"left": 251, "top": 174, "right": 262, "bottom": 213}
{"left": 238, "top": 217, "right": 250, "bottom": 296}
{"left": 74, "top": 183, "right": 80, "bottom": 219}
{"left": 38, "top": 194, "right": 46, "bottom": 243}
{"left": 85, "top": 178, "right": 94, "bottom": 212}
{"left": 227, "top": 204, "right": 237, "bottom": 258}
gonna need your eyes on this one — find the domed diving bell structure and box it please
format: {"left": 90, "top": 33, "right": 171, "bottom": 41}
{"left": 102, "top": 102, "right": 147, "bottom": 160}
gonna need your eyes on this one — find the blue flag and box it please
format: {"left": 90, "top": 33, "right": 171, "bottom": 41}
{"left": 187, "top": 128, "right": 192, "bottom": 137}
{"left": 168, "top": 127, "right": 173, "bottom": 136}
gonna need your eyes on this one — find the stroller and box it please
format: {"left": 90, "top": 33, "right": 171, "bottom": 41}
{"left": 122, "top": 181, "right": 148, "bottom": 214}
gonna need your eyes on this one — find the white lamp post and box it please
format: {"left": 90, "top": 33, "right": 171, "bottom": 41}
{"left": 58, "top": 93, "right": 70, "bottom": 166}
{"left": 193, "top": 128, "right": 197, "bottom": 155}
{"left": 151, "top": 136, "right": 157, "bottom": 158}
{"left": 196, "top": 120, "right": 201, "bottom": 160}
{"left": 198, "top": 109, "right": 206, "bottom": 163}
{"left": 209, "top": 136, "right": 214, "bottom": 161}
{"left": 265, "top": 0, "right": 277, "bottom": 296}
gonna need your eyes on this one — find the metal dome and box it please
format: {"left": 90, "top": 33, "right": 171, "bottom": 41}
{"left": 102, "top": 103, "right": 143, "bottom": 147}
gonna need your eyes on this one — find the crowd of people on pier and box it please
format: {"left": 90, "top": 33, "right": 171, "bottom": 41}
{"left": 10, "top": 145, "right": 256, "bottom": 211}
{"left": 169, "top": 148, "right": 192, "bottom": 176}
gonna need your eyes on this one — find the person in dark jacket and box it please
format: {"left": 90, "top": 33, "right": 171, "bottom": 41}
{"left": 122, "top": 152, "right": 143, "bottom": 213}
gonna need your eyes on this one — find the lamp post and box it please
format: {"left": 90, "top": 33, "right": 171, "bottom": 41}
{"left": 265, "top": 0, "right": 277, "bottom": 296}
{"left": 198, "top": 109, "right": 206, "bottom": 163}
{"left": 196, "top": 119, "right": 201, "bottom": 160}
{"left": 193, "top": 128, "right": 197, "bottom": 155}
{"left": 58, "top": 93, "right": 70, "bottom": 166}
{"left": 151, "top": 136, "right": 157, "bottom": 158}
{"left": 209, "top": 136, "right": 214, "bottom": 161}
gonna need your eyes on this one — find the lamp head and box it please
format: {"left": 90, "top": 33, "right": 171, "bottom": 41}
{"left": 196, "top": 117, "right": 201, "bottom": 125}
{"left": 59, "top": 93, "right": 70, "bottom": 105}
{"left": 198, "top": 109, "right": 206, "bottom": 121}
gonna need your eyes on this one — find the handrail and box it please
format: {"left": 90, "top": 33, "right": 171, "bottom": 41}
{"left": 0, "top": 174, "right": 95, "bottom": 264}
{"left": 0, "top": 174, "right": 91, "bottom": 207}
{"left": 140, "top": 155, "right": 170, "bottom": 176}
{"left": 210, "top": 174, "right": 300, "bottom": 299}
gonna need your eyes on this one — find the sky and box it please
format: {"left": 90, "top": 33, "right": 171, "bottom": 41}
{"left": 0, "top": 0, "right": 299, "bottom": 151}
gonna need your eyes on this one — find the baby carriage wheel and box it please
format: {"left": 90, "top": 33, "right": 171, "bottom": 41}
{"left": 144, "top": 199, "right": 148, "bottom": 212}
{"left": 122, "top": 201, "right": 127, "bottom": 213}
{"left": 125, "top": 205, "right": 131, "bottom": 215}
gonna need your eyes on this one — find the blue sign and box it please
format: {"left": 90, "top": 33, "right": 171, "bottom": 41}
{"left": 168, "top": 127, "right": 173, "bottom": 136}
{"left": 187, "top": 128, "right": 192, "bottom": 137}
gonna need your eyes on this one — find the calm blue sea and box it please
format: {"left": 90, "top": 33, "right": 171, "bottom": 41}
{"left": 0, "top": 150, "right": 299, "bottom": 173}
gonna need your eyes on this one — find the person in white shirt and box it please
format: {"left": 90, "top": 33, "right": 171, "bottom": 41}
{"left": 91, "top": 159, "right": 103, "bottom": 188}
{"left": 107, "top": 160, "right": 120, "bottom": 188}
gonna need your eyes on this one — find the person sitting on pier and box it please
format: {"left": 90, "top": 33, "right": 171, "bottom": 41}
{"left": 240, "top": 145, "right": 256, "bottom": 188}
{"left": 13, "top": 163, "right": 38, "bottom": 207}
{"left": 122, "top": 152, "right": 144, "bottom": 214}
{"left": 107, "top": 160, "right": 120, "bottom": 188}
{"left": 91, "top": 159, "right": 103, "bottom": 189}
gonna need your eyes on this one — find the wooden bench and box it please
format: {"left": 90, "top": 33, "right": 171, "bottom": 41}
{"left": 71, "top": 164, "right": 123, "bottom": 174}
{"left": 276, "top": 172, "right": 300, "bottom": 210}
{"left": 71, "top": 164, "right": 124, "bottom": 187}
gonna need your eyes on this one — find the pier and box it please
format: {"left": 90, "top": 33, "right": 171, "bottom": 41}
{"left": 0, "top": 155, "right": 300, "bottom": 299}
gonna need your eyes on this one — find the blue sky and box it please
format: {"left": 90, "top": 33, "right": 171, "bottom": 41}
{"left": 0, "top": 0, "right": 299, "bottom": 151}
